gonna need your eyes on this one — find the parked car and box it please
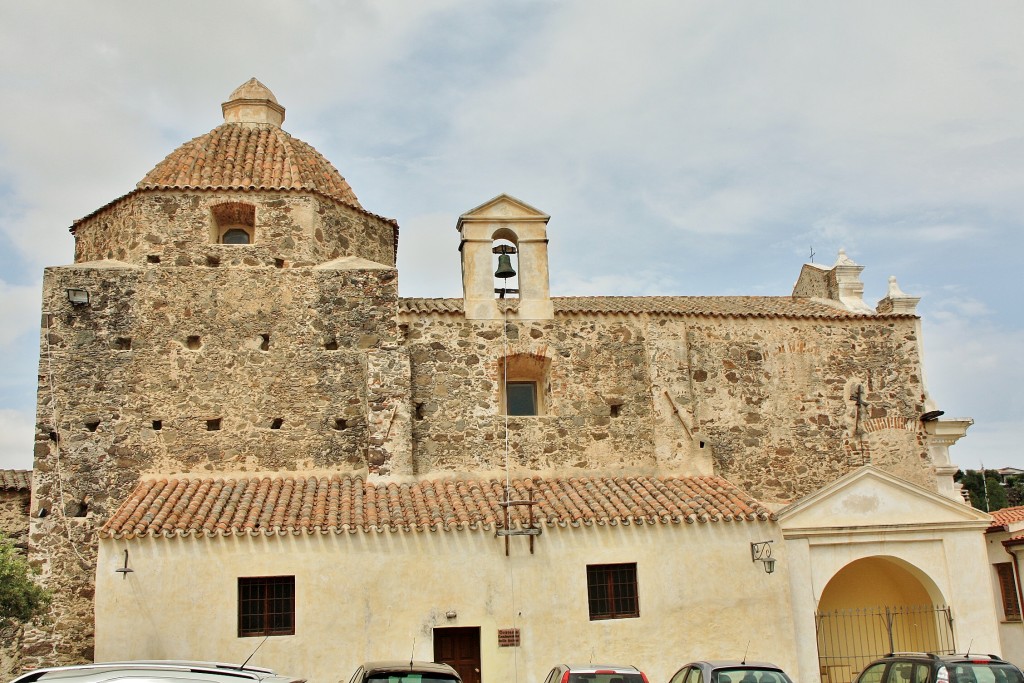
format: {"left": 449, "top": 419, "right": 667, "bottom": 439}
{"left": 666, "top": 661, "right": 794, "bottom": 683}
{"left": 855, "top": 653, "right": 1024, "bottom": 683}
{"left": 8, "top": 661, "right": 305, "bottom": 683}
{"left": 347, "top": 661, "right": 462, "bottom": 683}
{"left": 541, "top": 664, "right": 649, "bottom": 683}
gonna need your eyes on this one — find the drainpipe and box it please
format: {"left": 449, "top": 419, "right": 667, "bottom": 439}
{"left": 1003, "top": 539, "right": 1024, "bottom": 632}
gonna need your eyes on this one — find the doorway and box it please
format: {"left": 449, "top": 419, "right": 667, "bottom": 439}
{"left": 434, "top": 627, "right": 481, "bottom": 683}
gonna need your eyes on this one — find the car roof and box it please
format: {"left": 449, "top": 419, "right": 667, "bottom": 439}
{"left": 360, "top": 662, "right": 460, "bottom": 677}
{"left": 560, "top": 666, "right": 641, "bottom": 673}
{"left": 691, "top": 662, "right": 785, "bottom": 670}
{"left": 9, "top": 662, "right": 304, "bottom": 683}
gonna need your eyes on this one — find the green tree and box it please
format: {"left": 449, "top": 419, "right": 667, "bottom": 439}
{"left": 0, "top": 533, "right": 50, "bottom": 629}
{"left": 956, "top": 469, "right": 1010, "bottom": 512}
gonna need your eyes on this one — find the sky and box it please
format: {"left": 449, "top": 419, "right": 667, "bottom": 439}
{"left": 0, "top": 2, "right": 1021, "bottom": 473}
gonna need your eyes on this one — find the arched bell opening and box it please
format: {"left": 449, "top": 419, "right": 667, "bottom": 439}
{"left": 491, "top": 228, "right": 520, "bottom": 299}
{"left": 816, "top": 556, "right": 953, "bottom": 683}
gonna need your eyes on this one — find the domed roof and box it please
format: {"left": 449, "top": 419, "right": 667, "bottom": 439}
{"left": 137, "top": 78, "right": 360, "bottom": 207}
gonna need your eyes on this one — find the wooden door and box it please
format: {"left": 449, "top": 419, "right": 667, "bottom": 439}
{"left": 434, "top": 627, "right": 481, "bottom": 683}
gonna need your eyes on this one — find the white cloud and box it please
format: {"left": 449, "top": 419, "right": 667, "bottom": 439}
{"left": 0, "top": 409, "right": 34, "bottom": 471}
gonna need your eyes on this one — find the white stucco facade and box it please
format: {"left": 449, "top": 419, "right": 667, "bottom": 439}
{"left": 779, "top": 467, "right": 998, "bottom": 683}
{"left": 96, "top": 518, "right": 795, "bottom": 683}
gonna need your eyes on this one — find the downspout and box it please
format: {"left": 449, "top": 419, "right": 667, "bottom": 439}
{"left": 1008, "top": 542, "right": 1024, "bottom": 631}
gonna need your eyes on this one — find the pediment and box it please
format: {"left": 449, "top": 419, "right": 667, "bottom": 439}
{"left": 313, "top": 256, "right": 393, "bottom": 271}
{"left": 778, "top": 465, "right": 990, "bottom": 533}
{"left": 458, "top": 194, "right": 550, "bottom": 223}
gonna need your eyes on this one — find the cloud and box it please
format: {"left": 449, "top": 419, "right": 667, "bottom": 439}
{"left": 0, "top": 409, "right": 33, "bottom": 470}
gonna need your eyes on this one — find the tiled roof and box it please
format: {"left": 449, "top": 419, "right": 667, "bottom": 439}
{"left": 0, "top": 469, "right": 31, "bottom": 491}
{"left": 990, "top": 506, "right": 1024, "bottom": 528}
{"left": 399, "top": 296, "right": 915, "bottom": 320}
{"left": 138, "top": 122, "right": 360, "bottom": 207}
{"left": 101, "top": 474, "right": 774, "bottom": 539}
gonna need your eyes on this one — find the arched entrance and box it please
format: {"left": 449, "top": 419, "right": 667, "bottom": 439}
{"left": 816, "top": 556, "right": 955, "bottom": 683}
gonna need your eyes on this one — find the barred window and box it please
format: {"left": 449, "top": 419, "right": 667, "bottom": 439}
{"left": 587, "top": 563, "right": 639, "bottom": 620}
{"left": 996, "top": 562, "right": 1021, "bottom": 621}
{"left": 238, "top": 576, "right": 295, "bottom": 637}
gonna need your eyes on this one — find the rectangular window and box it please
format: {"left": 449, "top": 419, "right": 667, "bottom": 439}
{"left": 238, "top": 576, "right": 295, "bottom": 637}
{"left": 996, "top": 562, "right": 1021, "bottom": 621}
{"left": 506, "top": 381, "right": 537, "bottom": 416}
{"left": 587, "top": 563, "right": 639, "bottom": 620}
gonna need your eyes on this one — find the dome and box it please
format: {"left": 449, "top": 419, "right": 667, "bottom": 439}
{"left": 137, "top": 78, "right": 360, "bottom": 207}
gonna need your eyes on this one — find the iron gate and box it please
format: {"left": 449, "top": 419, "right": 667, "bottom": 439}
{"left": 816, "top": 605, "right": 956, "bottom": 683}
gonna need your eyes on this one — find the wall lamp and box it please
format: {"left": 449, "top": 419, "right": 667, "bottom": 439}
{"left": 66, "top": 288, "right": 90, "bottom": 306}
{"left": 115, "top": 548, "right": 133, "bottom": 579}
{"left": 750, "top": 540, "right": 776, "bottom": 574}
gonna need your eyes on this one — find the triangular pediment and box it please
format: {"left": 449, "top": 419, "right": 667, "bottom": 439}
{"left": 313, "top": 255, "right": 393, "bottom": 271}
{"left": 458, "top": 194, "right": 550, "bottom": 223}
{"left": 778, "top": 465, "right": 990, "bottom": 534}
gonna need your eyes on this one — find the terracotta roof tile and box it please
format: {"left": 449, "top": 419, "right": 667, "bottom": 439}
{"left": 991, "top": 506, "right": 1024, "bottom": 528}
{"left": 100, "top": 473, "right": 774, "bottom": 538}
{"left": 399, "top": 296, "right": 915, "bottom": 320}
{"left": 138, "top": 123, "right": 360, "bottom": 207}
{"left": 0, "top": 469, "right": 31, "bottom": 491}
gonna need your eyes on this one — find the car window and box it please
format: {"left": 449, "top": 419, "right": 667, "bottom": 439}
{"left": 668, "top": 668, "right": 689, "bottom": 683}
{"left": 859, "top": 663, "right": 888, "bottom": 683}
{"left": 350, "top": 668, "right": 364, "bottom": 683}
{"left": 887, "top": 662, "right": 915, "bottom": 683}
{"left": 949, "top": 664, "right": 1024, "bottom": 683}
{"left": 366, "top": 675, "right": 459, "bottom": 683}
{"left": 714, "top": 669, "right": 792, "bottom": 683}
{"left": 568, "top": 675, "right": 644, "bottom": 683}
{"left": 684, "top": 668, "right": 704, "bottom": 683}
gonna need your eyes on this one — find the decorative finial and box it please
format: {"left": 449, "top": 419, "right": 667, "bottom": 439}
{"left": 887, "top": 275, "right": 908, "bottom": 298}
{"left": 222, "top": 77, "right": 285, "bottom": 127}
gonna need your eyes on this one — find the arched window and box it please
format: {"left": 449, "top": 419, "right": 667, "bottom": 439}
{"left": 211, "top": 202, "right": 256, "bottom": 245}
{"left": 500, "top": 352, "right": 550, "bottom": 416}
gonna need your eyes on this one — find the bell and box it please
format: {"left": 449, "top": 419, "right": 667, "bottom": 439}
{"left": 494, "top": 253, "right": 517, "bottom": 279}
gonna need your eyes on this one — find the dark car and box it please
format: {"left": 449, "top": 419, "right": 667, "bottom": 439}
{"left": 348, "top": 661, "right": 462, "bottom": 683}
{"left": 855, "top": 653, "right": 1024, "bottom": 683}
{"left": 667, "top": 661, "right": 794, "bottom": 683}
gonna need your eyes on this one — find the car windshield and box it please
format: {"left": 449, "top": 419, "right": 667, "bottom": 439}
{"left": 714, "top": 669, "right": 793, "bottom": 683}
{"left": 569, "top": 674, "right": 645, "bottom": 683}
{"left": 367, "top": 675, "right": 459, "bottom": 683}
{"left": 944, "top": 663, "right": 1024, "bottom": 683}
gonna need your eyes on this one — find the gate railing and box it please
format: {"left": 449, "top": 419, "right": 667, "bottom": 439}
{"left": 816, "top": 605, "right": 956, "bottom": 683}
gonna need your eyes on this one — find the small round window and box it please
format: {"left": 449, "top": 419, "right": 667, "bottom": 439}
{"left": 221, "top": 228, "right": 251, "bottom": 245}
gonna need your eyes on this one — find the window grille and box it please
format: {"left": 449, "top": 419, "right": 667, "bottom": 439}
{"left": 238, "top": 576, "right": 295, "bottom": 637}
{"left": 587, "top": 563, "right": 639, "bottom": 620}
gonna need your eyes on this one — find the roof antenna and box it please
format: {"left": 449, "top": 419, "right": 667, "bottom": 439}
{"left": 741, "top": 641, "right": 750, "bottom": 665}
{"left": 410, "top": 638, "right": 416, "bottom": 668}
{"left": 239, "top": 635, "right": 269, "bottom": 670}
{"left": 965, "top": 639, "right": 974, "bottom": 657}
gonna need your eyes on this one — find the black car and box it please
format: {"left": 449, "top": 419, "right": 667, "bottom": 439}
{"left": 855, "top": 653, "right": 1024, "bottom": 683}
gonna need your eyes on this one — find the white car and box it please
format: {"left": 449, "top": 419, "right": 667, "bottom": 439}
{"left": 8, "top": 661, "right": 306, "bottom": 683}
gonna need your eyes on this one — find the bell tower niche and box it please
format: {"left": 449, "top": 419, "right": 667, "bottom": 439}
{"left": 457, "top": 194, "right": 554, "bottom": 320}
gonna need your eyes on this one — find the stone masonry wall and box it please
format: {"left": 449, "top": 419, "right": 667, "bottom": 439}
{"left": 399, "top": 311, "right": 930, "bottom": 501}
{"left": 72, "top": 191, "right": 396, "bottom": 268}
{"left": 27, "top": 259, "right": 400, "bottom": 667}
{"left": 0, "top": 487, "right": 30, "bottom": 680}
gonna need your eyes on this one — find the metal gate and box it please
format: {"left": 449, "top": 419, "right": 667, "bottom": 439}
{"left": 816, "top": 605, "right": 956, "bottom": 683}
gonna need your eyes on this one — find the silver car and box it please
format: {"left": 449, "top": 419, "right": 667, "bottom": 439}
{"left": 667, "top": 661, "right": 794, "bottom": 683}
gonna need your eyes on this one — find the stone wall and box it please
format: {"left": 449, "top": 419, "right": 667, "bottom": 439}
{"left": 28, "top": 259, "right": 401, "bottom": 667}
{"left": 72, "top": 191, "right": 397, "bottom": 269}
{"left": 399, "top": 311, "right": 930, "bottom": 501}
{"left": 0, "top": 477, "right": 30, "bottom": 681}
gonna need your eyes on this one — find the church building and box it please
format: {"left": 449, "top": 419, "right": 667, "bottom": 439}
{"left": 20, "top": 79, "right": 999, "bottom": 683}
